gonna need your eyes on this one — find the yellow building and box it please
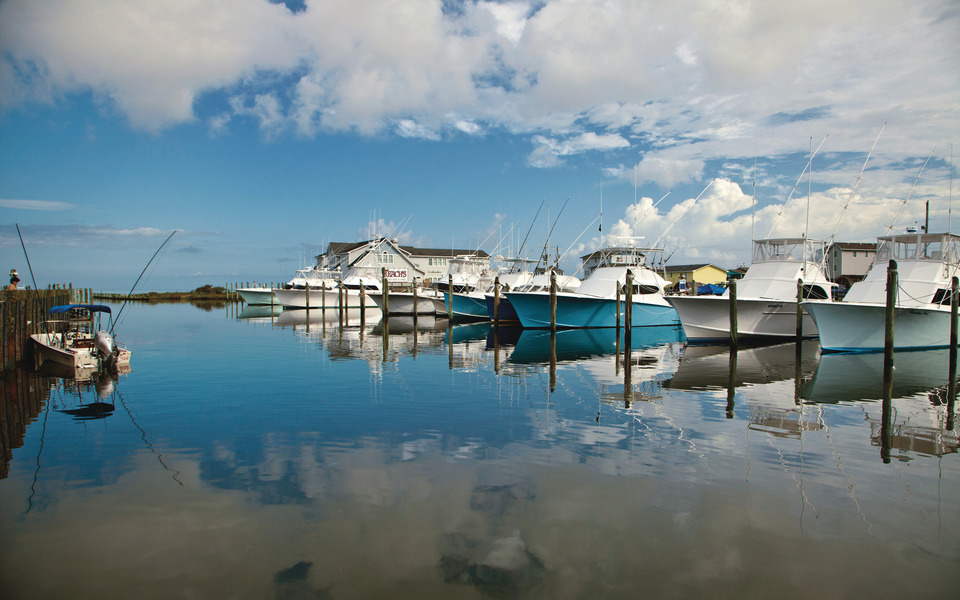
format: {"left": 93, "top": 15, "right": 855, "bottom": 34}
{"left": 663, "top": 263, "right": 727, "bottom": 291}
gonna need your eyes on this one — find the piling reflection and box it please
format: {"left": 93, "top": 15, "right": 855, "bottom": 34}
{"left": 802, "top": 349, "right": 960, "bottom": 459}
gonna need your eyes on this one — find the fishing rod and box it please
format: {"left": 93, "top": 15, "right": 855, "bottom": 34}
{"left": 516, "top": 198, "right": 546, "bottom": 259}
{"left": 535, "top": 196, "right": 569, "bottom": 271}
{"left": 828, "top": 123, "right": 886, "bottom": 244}
{"left": 111, "top": 230, "right": 177, "bottom": 334}
{"left": 15, "top": 224, "right": 38, "bottom": 289}
{"left": 765, "top": 134, "right": 828, "bottom": 238}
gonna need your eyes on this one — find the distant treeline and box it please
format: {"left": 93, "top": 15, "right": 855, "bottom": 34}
{"left": 95, "top": 285, "right": 238, "bottom": 303}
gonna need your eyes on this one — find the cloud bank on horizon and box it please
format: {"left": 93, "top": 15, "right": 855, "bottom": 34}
{"left": 1, "top": 0, "right": 958, "bottom": 289}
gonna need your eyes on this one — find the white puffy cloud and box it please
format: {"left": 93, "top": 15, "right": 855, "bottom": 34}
{"left": 0, "top": 0, "right": 955, "bottom": 165}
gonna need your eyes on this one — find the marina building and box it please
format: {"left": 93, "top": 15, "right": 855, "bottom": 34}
{"left": 663, "top": 263, "right": 728, "bottom": 291}
{"left": 825, "top": 242, "right": 876, "bottom": 289}
{"left": 316, "top": 238, "right": 489, "bottom": 285}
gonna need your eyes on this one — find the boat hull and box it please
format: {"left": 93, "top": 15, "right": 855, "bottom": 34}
{"left": 237, "top": 288, "right": 277, "bottom": 305}
{"left": 367, "top": 291, "right": 441, "bottom": 315}
{"left": 505, "top": 292, "right": 679, "bottom": 329}
{"left": 804, "top": 300, "right": 951, "bottom": 352}
{"left": 668, "top": 295, "right": 819, "bottom": 342}
{"left": 444, "top": 292, "right": 489, "bottom": 320}
{"left": 31, "top": 333, "right": 100, "bottom": 369}
{"left": 484, "top": 294, "right": 521, "bottom": 323}
{"left": 272, "top": 287, "right": 374, "bottom": 309}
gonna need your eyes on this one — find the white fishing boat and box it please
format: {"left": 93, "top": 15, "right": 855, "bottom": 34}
{"left": 803, "top": 232, "right": 960, "bottom": 352}
{"left": 236, "top": 284, "right": 277, "bottom": 305}
{"left": 271, "top": 265, "right": 344, "bottom": 308}
{"left": 367, "top": 284, "right": 445, "bottom": 316}
{"left": 668, "top": 238, "right": 837, "bottom": 342}
{"left": 505, "top": 245, "right": 678, "bottom": 329}
{"left": 31, "top": 304, "right": 131, "bottom": 370}
{"left": 439, "top": 255, "right": 496, "bottom": 319}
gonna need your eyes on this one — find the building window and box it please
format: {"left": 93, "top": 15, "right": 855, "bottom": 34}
{"left": 380, "top": 253, "right": 394, "bottom": 264}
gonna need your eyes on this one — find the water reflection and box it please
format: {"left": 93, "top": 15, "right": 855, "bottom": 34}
{"left": 1, "top": 304, "right": 959, "bottom": 599}
{"left": 238, "top": 303, "right": 282, "bottom": 321}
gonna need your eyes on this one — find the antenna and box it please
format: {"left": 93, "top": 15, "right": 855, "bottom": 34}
{"left": 751, "top": 137, "right": 757, "bottom": 247}
{"left": 828, "top": 122, "right": 885, "bottom": 244}
{"left": 599, "top": 176, "right": 603, "bottom": 236}
{"left": 886, "top": 147, "right": 935, "bottom": 235}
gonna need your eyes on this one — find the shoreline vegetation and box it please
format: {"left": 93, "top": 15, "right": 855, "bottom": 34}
{"left": 94, "top": 285, "right": 239, "bottom": 305}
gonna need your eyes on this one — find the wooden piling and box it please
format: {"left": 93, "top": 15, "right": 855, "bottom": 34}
{"left": 321, "top": 282, "right": 327, "bottom": 312}
{"left": 624, "top": 270, "right": 633, "bottom": 356}
{"left": 615, "top": 280, "right": 621, "bottom": 333}
{"left": 882, "top": 259, "right": 897, "bottom": 399}
{"left": 359, "top": 285, "right": 365, "bottom": 327}
{"left": 796, "top": 279, "right": 803, "bottom": 341}
{"left": 549, "top": 270, "right": 558, "bottom": 332}
{"left": 381, "top": 268, "right": 389, "bottom": 321}
{"left": 493, "top": 276, "right": 500, "bottom": 326}
{"left": 412, "top": 280, "right": 418, "bottom": 325}
{"left": 447, "top": 275, "right": 453, "bottom": 321}
{"left": 728, "top": 278, "right": 738, "bottom": 348}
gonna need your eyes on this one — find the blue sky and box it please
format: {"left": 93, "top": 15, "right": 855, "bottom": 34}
{"left": 2, "top": 0, "right": 958, "bottom": 291}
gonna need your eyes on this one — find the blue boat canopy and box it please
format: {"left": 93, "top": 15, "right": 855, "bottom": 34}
{"left": 49, "top": 304, "right": 113, "bottom": 314}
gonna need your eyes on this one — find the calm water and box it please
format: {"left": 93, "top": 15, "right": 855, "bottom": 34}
{"left": 2, "top": 302, "right": 958, "bottom": 599}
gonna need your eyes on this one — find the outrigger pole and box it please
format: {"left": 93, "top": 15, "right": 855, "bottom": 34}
{"left": 111, "top": 230, "right": 177, "bottom": 334}
{"left": 15, "top": 224, "right": 38, "bottom": 289}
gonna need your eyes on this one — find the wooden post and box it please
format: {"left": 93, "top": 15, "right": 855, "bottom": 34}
{"left": 728, "top": 278, "right": 738, "bottom": 348}
{"left": 549, "top": 270, "right": 558, "bottom": 331}
{"left": 305, "top": 283, "right": 311, "bottom": 315}
{"left": 360, "top": 284, "right": 365, "bottom": 327}
{"left": 321, "top": 281, "right": 327, "bottom": 312}
{"left": 882, "top": 259, "right": 897, "bottom": 400}
{"left": 412, "top": 279, "right": 418, "bottom": 325}
{"left": 381, "top": 268, "right": 389, "bottom": 320}
{"left": 614, "top": 280, "right": 621, "bottom": 368}
{"left": 447, "top": 274, "right": 453, "bottom": 321}
{"left": 796, "top": 279, "right": 804, "bottom": 341}
{"left": 338, "top": 283, "right": 344, "bottom": 325}
{"left": 493, "top": 276, "right": 500, "bottom": 326}
{"left": 624, "top": 269, "right": 633, "bottom": 355}
{"left": 615, "top": 280, "right": 621, "bottom": 332}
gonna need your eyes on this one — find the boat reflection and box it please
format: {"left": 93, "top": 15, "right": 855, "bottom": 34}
{"left": 801, "top": 348, "right": 959, "bottom": 403}
{"left": 507, "top": 326, "right": 684, "bottom": 364}
{"left": 665, "top": 341, "right": 820, "bottom": 391}
{"left": 498, "top": 326, "right": 685, "bottom": 405}
{"left": 276, "top": 307, "right": 380, "bottom": 330}
{"left": 238, "top": 304, "right": 282, "bottom": 321}
{"left": 37, "top": 362, "right": 126, "bottom": 421}
{"left": 802, "top": 349, "right": 959, "bottom": 458}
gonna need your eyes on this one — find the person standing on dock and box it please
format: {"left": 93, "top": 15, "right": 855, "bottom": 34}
{"left": 7, "top": 269, "right": 20, "bottom": 290}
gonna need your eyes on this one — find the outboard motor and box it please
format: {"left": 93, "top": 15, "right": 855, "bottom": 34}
{"left": 94, "top": 330, "right": 118, "bottom": 365}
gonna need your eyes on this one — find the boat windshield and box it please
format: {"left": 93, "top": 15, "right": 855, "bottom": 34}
{"left": 752, "top": 238, "right": 826, "bottom": 265}
{"left": 874, "top": 233, "right": 960, "bottom": 266}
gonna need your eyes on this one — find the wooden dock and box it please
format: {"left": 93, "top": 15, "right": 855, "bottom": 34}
{"left": 1, "top": 288, "right": 85, "bottom": 371}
